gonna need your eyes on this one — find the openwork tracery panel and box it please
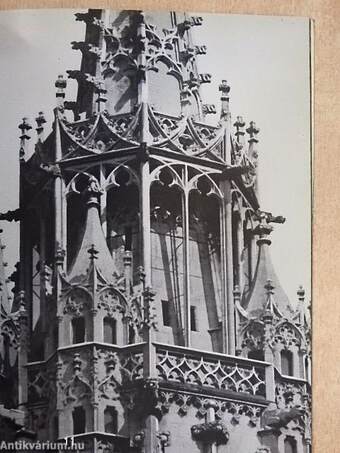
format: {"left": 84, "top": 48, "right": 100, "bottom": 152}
{"left": 156, "top": 347, "right": 266, "bottom": 396}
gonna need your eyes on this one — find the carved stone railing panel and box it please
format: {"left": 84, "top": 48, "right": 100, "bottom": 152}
{"left": 156, "top": 344, "right": 266, "bottom": 397}
{"left": 275, "top": 372, "right": 309, "bottom": 410}
{"left": 119, "top": 344, "right": 144, "bottom": 384}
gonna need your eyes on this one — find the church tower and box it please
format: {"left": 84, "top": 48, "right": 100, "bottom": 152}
{"left": 4, "top": 9, "right": 311, "bottom": 453}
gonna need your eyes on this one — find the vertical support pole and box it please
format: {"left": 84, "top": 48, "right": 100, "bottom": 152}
{"left": 233, "top": 286, "right": 241, "bottom": 354}
{"left": 182, "top": 166, "right": 190, "bottom": 347}
{"left": 140, "top": 157, "right": 151, "bottom": 286}
{"left": 99, "top": 164, "right": 107, "bottom": 240}
{"left": 221, "top": 178, "right": 235, "bottom": 355}
{"left": 17, "top": 291, "right": 28, "bottom": 410}
{"left": 219, "top": 199, "right": 228, "bottom": 354}
{"left": 54, "top": 111, "right": 66, "bottom": 263}
{"left": 236, "top": 214, "right": 244, "bottom": 290}
{"left": 263, "top": 312, "right": 275, "bottom": 401}
{"left": 206, "top": 403, "right": 217, "bottom": 453}
{"left": 250, "top": 232, "right": 257, "bottom": 282}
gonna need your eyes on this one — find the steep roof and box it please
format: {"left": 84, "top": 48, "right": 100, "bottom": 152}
{"left": 67, "top": 177, "right": 117, "bottom": 284}
{"left": 242, "top": 222, "right": 294, "bottom": 319}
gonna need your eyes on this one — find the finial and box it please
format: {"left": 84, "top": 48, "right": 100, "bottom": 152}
{"left": 297, "top": 285, "right": 305, "bottom": 301}
{"left": 17, "top": 290, "right": 26, "bottom": 314}
{"left": 73, "top": 353, "right": 82, "bottom": 373}
{"left": 88, "top": 244, "right": 99, "bottom": 262}
{"left": 137, "top": 266, "right": 146, "bottom": 286}
{"left": 219, "top": 80, "right": 231, "bottom": 119}
{"left": 55, "top": 75, "right": 67, "bottom": 106}
{"left": 233, "top": 285, "right": 241, "bottom": 299}
{"left": 104, "top": 352, "right": 117, "bottom": 374}
{"left": 83, "top": 175, "right": 103, "bottom": 206}
{"left": 264, "top": 279, "right": 275, "bottom": 296}
{"left": 55, "top": 248, "right": 66, "bottom": 267}
{"left": 234, "top": 116, "right": 246, "bottom": 144}
{"left": 246, "top": 121, "right": 260, "bottom": 144}
{"left": 95, "top": 81, "right": 107, "bottom": 113}
{"left": 254, "top": 212, "right": 273, "bottom": 245}
{"left": 142, "top": 286, "right": 157, "bottom": 331}
{"left": 18, "top": 117, "right": 32, "bottom": 161}
{"left": 262, "top": 280, "right": 275, "bottom": 323}
{"left": 35, "top": 111, "right": 46, "bottom": 140}
{"left": 219, "top": 80, "right": 230, "bottom": 98}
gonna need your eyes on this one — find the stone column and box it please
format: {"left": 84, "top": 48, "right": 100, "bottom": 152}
{"left": 262, "top": 308, "right": 275, "bottom": 402}
{"left": 182, "top": 166, "right": 191, "bottom": 347}
{"left": 220, "top": 177, "right": 235, "bottom": 355}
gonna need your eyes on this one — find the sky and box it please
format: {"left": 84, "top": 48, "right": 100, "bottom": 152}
{"left": 0, "top": 9, "right": 311, "bottom": 305}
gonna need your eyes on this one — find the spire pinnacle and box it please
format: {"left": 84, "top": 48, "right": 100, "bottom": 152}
{"left": 18, "top": 117, "right": 32, "bottom": 161}
{"left": 68, "top": 176, "right": 116, "bottom": 283}
{"left": 219, "top": 80, "right": 230, "bottom": 119}
{"left": 55, "top": 74, "right": 67, "bottom": 107}
{"left": 242, "top": 217, "right": 293, "bottom": 319}
{"left": 35, "top": 111, "right": 46, "bottom": 141}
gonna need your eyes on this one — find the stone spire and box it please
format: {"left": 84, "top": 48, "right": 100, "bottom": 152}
{"left": 68, "top": 176, "right": 117, "bottom": 283}
{"left": 242, "top": 214, "right": 293, "bottom": 319}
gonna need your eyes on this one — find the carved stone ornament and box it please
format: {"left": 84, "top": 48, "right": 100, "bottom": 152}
{"left": 191, "top": 421, "right": 229, "bottom": 445}
{"left": 131, "top": 431, "right": 145, "bottom": 448}
{"left": 157, "top": 431, "right": 171, "bottom": 448}
{"left": 63, "top": 288, "right": 91, "bottom": 317}
{"left": 98, "top": 288, "right": 125, "bottom": 317}
{"left": 261, "top": 403, "right": 304, "bottom": 430}
{"left": 274, "top": 322, "right": 302, "bottom": 348}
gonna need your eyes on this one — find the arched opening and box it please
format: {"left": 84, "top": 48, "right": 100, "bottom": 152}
{"left": 248, "top": 349, "right": 264, "bottom": 361}
{"left": 243, "top": 214, "right": 254, "bottom": 289}
{"left": 305, "top": 355, "right": 309, "bottom": 380}
{"left": 72, "top": 406, "right": 86, "bottom": 434}
{"left": 104, "top": 406, "right": 118, "bottom": 433}
{"left": 150, "top": 167, "right": 183, "bottom": 345}
{"left": 188, "top": 176, "right": 221, "bottom": 351}
{"left": 281, "top": 349, "right": 294, "bottom": 376}
{"left": 103, "top": 317, "right": 117, "bottom": 344}
{"left": 72, "top": 317, "right": 85, "bottom": 344}
{"left": 106, "top": 168, "right": 139, "bottom": 281}
{"left": 67, "top": 192, "right": 86, "bottom": 269}
{"left": 104, "top": 59, "right": 137, "bottom": 114}
{"left": 284, "top": 436, "right": 297, "bottom": 453}
{"left": 148, "top": 61, "right": 180, "bottom": 116}
{"left": 232, "top": 210, "right": 242, "bottom": 286}
{"left": 128, "top": 325, "right": 136, "bottom": 344}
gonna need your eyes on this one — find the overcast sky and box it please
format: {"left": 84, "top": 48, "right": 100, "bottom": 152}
{"left": 0, "top": 9, "right": 311, "bottom": 305}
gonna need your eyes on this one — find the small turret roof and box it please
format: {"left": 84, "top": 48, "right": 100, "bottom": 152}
{"left": 68, "top": 177, "right": 117, "bottom": 284}
{"left": 242, "top": 220, "right": 294, "bottom": 319}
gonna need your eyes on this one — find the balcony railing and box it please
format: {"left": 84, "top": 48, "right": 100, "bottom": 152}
{"left": 155, "top": 343, "right": 267, "bottom": 398}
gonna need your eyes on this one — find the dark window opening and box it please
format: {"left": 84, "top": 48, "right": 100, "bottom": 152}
{"left": 128, "top": 325, "right": 135, "bottom": 344}
{"left": 104, "top": 406, "right": 118, "bottom": 433}
{"left": 248, "top": 349, "right": 264, "bottom": 361}
{"left": 72, "top": 317, "right": 85, "bottom": 344}
{"left": 162, "top": 300, "right": 171, "bottom": 327}
{"left": 305, "top": 356, "right": 309, "bottom": 379}
{"left": 72, "top": 406, "right": 85, "bottom": 434}
{"left": 284, "top": 437, "right": 297, "bottom": 453}
{"left": 281, "top": 350, "right": 294, "bottom": 376}
{"left": 190, "top": 306, "right": 198, "bottom": 331}
{"left": 54, "top": 416, "right": 59, "bottom": 439}
{"left": 103, "top": 317, "right": 117, "bottom": 344}
{"left": 124, "top": 226, "right": 132, "bottom": 251}
{"left": 53, "top": 325, "right": 58, "bottom": 348}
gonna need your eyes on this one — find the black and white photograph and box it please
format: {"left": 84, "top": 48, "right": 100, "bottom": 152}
{"left": 0, "top": 9, "right": 312, "bottom": 453}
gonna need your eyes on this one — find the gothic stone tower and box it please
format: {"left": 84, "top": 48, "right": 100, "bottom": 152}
{"left": 12, "top": 9, "right": 311, "bottom": 453}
